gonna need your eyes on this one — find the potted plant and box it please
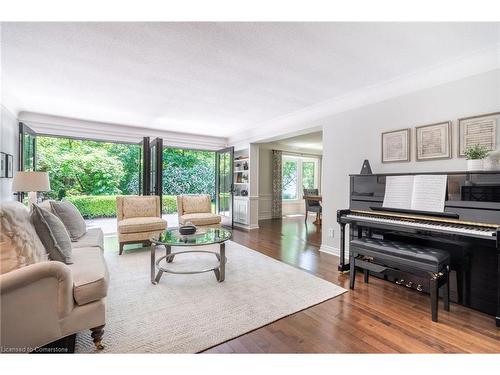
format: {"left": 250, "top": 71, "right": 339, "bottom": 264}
{"left": 464, "top": 144, "right": 489, "bottom": 171}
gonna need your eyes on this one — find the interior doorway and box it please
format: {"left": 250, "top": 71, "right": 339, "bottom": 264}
{"left": 257, "top": 130, "right": 323, "bottom": 221}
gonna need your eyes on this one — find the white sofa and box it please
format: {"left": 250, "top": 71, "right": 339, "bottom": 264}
{"left": 0, "top": 201, "right": 108, "bottom": 352}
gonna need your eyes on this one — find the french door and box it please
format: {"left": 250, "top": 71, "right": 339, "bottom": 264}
{"left": 17, "top": 123, "right": 38, "bottom": 201}
{"left": 139, "top": 137, "right": 150, "bottom": 196}
{"left": 140, "top": 136, "right": 163, "bottom": 208}
{"left": 215, "top": 147, "right": 234, "bottom": 228}
{"left": 19, "top": 123, "right": 37, "bottom": 172}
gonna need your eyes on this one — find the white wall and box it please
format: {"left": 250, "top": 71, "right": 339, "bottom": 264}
{"left": 258, "top": 142, "right": 322, "bottom": 219}
{"left": 321, "top": 69, "right": 500, "bottom": 253}
{"left": 0, "top": 104, "right": 18, "bottom": 201}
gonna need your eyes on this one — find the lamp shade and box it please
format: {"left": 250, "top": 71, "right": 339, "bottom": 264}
{"left": 12, "top": 171, "right": 51, "bottom": 192}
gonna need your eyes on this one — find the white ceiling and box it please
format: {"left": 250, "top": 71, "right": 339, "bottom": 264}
{"left": 2, "top": 22, "right": 499, "bottom": 138}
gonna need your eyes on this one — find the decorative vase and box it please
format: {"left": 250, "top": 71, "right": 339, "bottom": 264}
{"left": 484, "top": 150, "right": 500, "bottom": 171}
{"left": 467, "top": 159, "right": 484, "bottom": 171}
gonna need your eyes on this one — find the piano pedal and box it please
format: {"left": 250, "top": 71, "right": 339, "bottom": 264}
{"left": 405, "top": 281, "right": 413, "bottom": 288}
{"left": 395, "top": 279, "right": 405, "bottom": 285}
{"left": 416, "top": 284, "right": 423, "bottom": 292}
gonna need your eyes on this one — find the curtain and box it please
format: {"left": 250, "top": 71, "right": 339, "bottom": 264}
{"left": 271, "top": 149, "right": 282, "bottom": 219}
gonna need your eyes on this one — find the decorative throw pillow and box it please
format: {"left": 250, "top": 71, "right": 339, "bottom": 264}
{"left": 50, "top": 200, "right": 87, "bottom": 241}
{"left": 0, "top": 201, "right": 48, "bottom": 274}
{"left": 38, "top": 199, "right": 55, "bottom": 213}
{"left": 31, "top": 204, "right": 73, "bottom": 264}
{"left": 182, "top": 195, "right": 211, "bottom": 214}
{"left": 0, "top": 231, "right": 24, "bottom": 274}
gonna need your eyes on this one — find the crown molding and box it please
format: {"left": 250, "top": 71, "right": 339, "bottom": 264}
{"left": 17, "top": 112, "right": 227, "bottom": 150}
{"left": 229, "top": 45, "right": 500, "bottom": 145}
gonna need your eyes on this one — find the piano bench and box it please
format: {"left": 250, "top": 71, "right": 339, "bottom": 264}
{"left": 349, "top": 237, "right": 451, "bottom": 322}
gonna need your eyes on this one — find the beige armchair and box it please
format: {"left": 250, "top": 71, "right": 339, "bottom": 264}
{"left": 116, "top": 195, "right": 167, "bottom": 255}
{"left": 177, "top": 194, "right": 221, "bottom": 227}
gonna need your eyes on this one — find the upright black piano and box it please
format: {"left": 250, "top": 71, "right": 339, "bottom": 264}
{"left": 337, "top": 171, "right": 500, "bottom": 327}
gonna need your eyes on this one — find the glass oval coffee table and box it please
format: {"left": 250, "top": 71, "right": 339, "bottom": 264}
{"left": 150, "top": 227, "right": 232, "bottom": 285}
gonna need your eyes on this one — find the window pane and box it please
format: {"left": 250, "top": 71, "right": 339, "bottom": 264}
{"left": 282, "top": 160, "right": 298, "bottom": 200}
{"left": 302, "top": 162, "right": 315, "bottom": 189}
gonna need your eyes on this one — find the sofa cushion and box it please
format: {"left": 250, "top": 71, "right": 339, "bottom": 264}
{"left": 0, "top": 202, "right": 48, "bottom": 274}
{"left": 118, "top": 217, "right": 167, "bottom": 234}
{"left": 180, "top": 213, "right": 221, "bottom": 226}
{"left": 122, "top": 196, "right": 158, "bottom": 219}
{"left": 31, "top": 204, "right": 73, "bottom": 264}
{"left": 182, "top": 195, "right": 211, "bottom": 214}
{"left": 50, "top": 200, "right": 87, "bottom": 241}
{"left": 69, "top": 246, "right": 109, "bottom": 306}
{"left": 71, "top": 228, "right": 104, "bottom": 251}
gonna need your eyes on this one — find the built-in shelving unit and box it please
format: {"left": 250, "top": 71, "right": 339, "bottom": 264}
{"left": 233, "top": 153, "right": 250, "bottom": 197}
{"left": 232, "top": 147, "right": 259, "bottom": 229}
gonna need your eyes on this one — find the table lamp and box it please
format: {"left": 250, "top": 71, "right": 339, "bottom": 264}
{"left": 12, "top": 171, "right": 51, "bottom": 206}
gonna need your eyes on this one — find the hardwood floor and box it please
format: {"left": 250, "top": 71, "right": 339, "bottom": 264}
{"left": 204, "top": 216, "right": 500, "bottom": 353}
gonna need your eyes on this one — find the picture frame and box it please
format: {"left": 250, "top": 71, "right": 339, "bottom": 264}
{"left": 6, "top": 154, "right": 14, "bottom": 178}
{"left": 381, "top": 128, "right": 410, "bottom": 163}
{"left": 458, "top": 112, "right": 499, "bottom": 157}
{"left": 0, "top": 152, "right": 6, "bottom": 178}
{"left": 415, "top": 121, "right": 452, "bottom": 161}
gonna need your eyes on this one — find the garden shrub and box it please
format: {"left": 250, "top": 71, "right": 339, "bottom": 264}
{"left": 65, "top": 195, "right": 180, "bottom": 218}
{"left": 65, "top": 195, "right": 117, "bottom": 219}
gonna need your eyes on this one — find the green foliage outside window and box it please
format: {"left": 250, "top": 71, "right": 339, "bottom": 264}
{"left": 302, "top": 162, "right": 315, "bottom": 189}
{"left": 282, "top": 160, "right": 298, "bottom": 199}
{"left": 37, "top": 137, "right": 138, "bottom": 199}
{"left": 36, "top": 137, "right": 216, "bottom": 218}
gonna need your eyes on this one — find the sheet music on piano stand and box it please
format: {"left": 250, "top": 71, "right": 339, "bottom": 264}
{"left": 383, "top": 175, "right": 447, "bottom": 213}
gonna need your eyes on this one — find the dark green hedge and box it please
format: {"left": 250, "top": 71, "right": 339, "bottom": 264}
{"left": 65, "top": 195, "right": 178, "bottom": 218}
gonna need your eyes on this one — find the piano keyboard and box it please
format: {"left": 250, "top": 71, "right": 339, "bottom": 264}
{"left": 345, "top": 213, "right": 497, "bottom": 238}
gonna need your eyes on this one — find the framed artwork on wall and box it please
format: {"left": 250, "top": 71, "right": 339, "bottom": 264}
{"left": 381, "top": 128, "right": 410, "bottom": 163}
{"left": 6, "top": 154, "right": 14, "bottom": 178}
{"left": 458, "top": 112, "right": 499, "bottom": 157}
{"left": 0, "top": 152, "right": 6, "bottom": 178}
{"left": 415, "top": 121, "right": 452, "bottom": 161}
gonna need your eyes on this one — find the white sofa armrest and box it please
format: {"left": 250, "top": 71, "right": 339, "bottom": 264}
{"left": 0, "top": 261, "right": 75, "bottom": 350}
{"left": 1, "top": 261, "right": 74, "bottom": 319}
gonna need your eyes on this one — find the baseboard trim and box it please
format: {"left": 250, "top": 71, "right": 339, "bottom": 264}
{"left": 258, "top": 213, "right": 272, "bottom": 220}
{"left": 319, "top": 244, "right": 349, "bottom": 259}
{"left": 233, "top": 223, "right": 259, "bottom": 231}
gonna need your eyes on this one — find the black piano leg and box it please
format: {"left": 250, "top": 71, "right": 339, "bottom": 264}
{"left": 349, "top": 251, "right": 356, "bottom": 289}
{"left": 364, "top": 269, "right": 369, "bottom": 283}
{"left": 338, "top": 223, "right": 350, "bottom": 272}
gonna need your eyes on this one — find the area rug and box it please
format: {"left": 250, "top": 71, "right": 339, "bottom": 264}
{"left": 75, "top": 240, "right": 346, "bottom": 353}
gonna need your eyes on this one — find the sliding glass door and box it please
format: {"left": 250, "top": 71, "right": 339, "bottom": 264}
{"left": 215, "top": 147, "right": 234, "bottom": 228}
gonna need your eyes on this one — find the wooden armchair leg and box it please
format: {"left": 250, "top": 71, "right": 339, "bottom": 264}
{"left": 90, "top": 325, "right": 105, "bottom": 350}
{"left": 119, "top": 242, "right": 124, "bottom": 255}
